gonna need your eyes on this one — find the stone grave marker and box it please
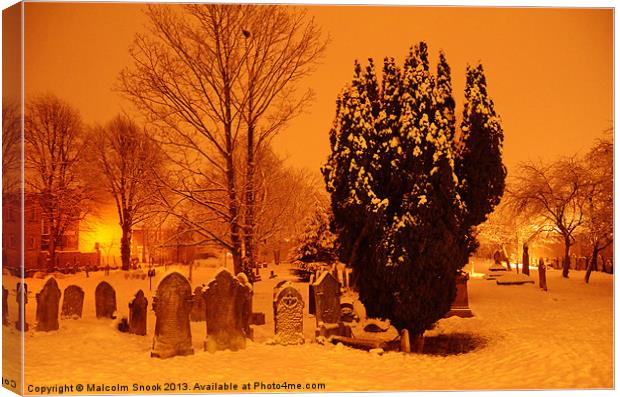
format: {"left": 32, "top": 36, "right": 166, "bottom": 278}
{"left": 237, "top": 273, "right": 253, "bottom": 340}
{"left": 129, "top": 290, "right": 148, "bottom": 336}
{"left": 61, "top": 285, "right": 84, "bottom": 319}
{"left": 35, "top": 277, "right": 61, "bottom": 331}
{"left": 308, "top": 273, "right": 316, "bottom": 315}
{"left": 151, "top": 272, "right": 194, "bottom": 358}
{"left": 538, "top": 258, "right": 548, "bottom": 291}
{"left": 15, "top": 282, "right": 28, "bottom": 331}
{"left": 273, "top": 282, "right": 304, "bottom": 345}
{"left": 2, "top": 286, "right": 8, "bottom": 326}
{"left": 314, "top": 271, "right": 349, "bottom": 338}
{"left": 190, "top": 285, "right": 206, "bottom": 322}
{"left": 95, "top": 281, "right": 117, "bottom": 319}
{"left": 445, "top": 272, "right": 474, "bottom": 318}
{"left": 203, "top": 269, "right": 252, "bottom": 352}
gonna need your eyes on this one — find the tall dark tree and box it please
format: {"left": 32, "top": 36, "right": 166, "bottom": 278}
{"left": 455, "top": 64, "right": 507, "bottom": 261}
{"left": 323, "top": 43, "right": 499, "bottom": 339}
{"left": 435, "top": 51, "right": 456, "bottom": 142}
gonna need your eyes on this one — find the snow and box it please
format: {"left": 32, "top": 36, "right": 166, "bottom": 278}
{"left": 1, "top": 258, "right": 613, "bottom": 391}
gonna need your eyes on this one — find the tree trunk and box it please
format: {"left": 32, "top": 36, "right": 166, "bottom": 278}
{"left": 522, "top": 243, "right": 530, "bottom": 276}
{"left": 48, "top": 237, "right": 57, "bottom": 273}
{"left": 121, "top": 211, "right": 132, "bottom": 271}
{"left": 562, "top": 236, "right": 571, "bottom": 278}
{"left": 244, "top": 123, "right": 256, "bottom": 273}
{"left": 120, "top": 231, "right": 132, "bottom": 271}
{"left": 585, "top": 245, "right": 599, "bottom": 284}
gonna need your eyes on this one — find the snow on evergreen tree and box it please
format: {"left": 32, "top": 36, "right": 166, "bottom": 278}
{"left": 455, "top": 63, "right": 507, "bottom": 240}
{"left": 294, "top": 203, "right": 338, "bottom": 264}
{"left": 324, "top": 42, "right": 483, "bottom": 337}
{"left": 435, "top": 50, "right": 456, "bottom": 142}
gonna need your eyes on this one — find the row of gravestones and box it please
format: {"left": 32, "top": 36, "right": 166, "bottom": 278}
{"left": 1, "top": 269, "right": 345, "bottom": 358}
{"left": 152, "top": 269, "right": 254, "bottom": 358}
{"left": 1, "top": 278, "right": 145, "bottom": 334}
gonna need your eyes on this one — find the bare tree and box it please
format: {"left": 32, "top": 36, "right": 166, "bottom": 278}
{"left": 237, "top": 6, "right": 326, "bottom": 269}
{"left": 90, "top": 115, "right": 164, "bottom": 270}
{"left": 583, "top": 133, "right": 613, "bottom": 283}
{"left": 120, "top": 4, "right": 326, "bottom": 276}
{"left": 508, "top": 158, "right": 588, "bottom": 278}
{"left": 2, "top": 101, "right": 21, "bottom": 194}
{"left": 120, "top": 4, "right": 248, "bottom": 274}
{"left": 24, "top": 94, "right": 95, "bottom": 270}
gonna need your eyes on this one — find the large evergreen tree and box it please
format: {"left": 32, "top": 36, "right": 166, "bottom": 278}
{"left": 324, "top": 43, "right": 505, "bottom": 337}
{"left": 455, "top": 64, "right": 507, "bottom": 258}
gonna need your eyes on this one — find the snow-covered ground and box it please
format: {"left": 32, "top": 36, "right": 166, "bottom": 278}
{"left": 1, "top": 258, "right": 614, "bottom": 392}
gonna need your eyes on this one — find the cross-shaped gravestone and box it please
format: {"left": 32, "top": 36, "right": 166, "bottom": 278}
{"left": 129, "top": 290, "right": 148, "bottom": 336}
{"left": 35, "top": 277, "right": 61, "bottom": 332}
{"left": 273, "top": 282, "right": 304, "bottom": 345}
{"left": 151, "top": 272, "right": 194, "bottom": 358}
{"left": 61, "top": 285, "right": 84, "bottom": 319}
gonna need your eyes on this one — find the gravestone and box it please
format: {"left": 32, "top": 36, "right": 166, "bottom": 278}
{"left": 308, "top": 273, "right": 316, "bottom": 315}
{"left": 445, "top": 272, "right": 473, "bottom": 318}
{"left": 129, "top": 290, "right": 148, "bottom": 336}
{"left": 95, "top": 281, "right": 117, "bottom": 319}
{"left": 151, "top": 272, "right": 194, "bottom": 358}
{"left": 522, "top": 244, "right": 530, "bottom": 276}
{"left": 2, "top": 286, "right": 8, "bottom": 326}
{"left": 61, "top": 285, "right": 84, "bottom": 319}
{"left": 15, "top": 282, "right": 28, "bottom": 331}
{"left": 313, "top": 271, "right": 349, "bottom": 338}
{"left": 538, "top": 258, "right": 548, "bottom": 291}
{"left": 273, "top": 282, "right": 304, "bottom": 345}
{"left": 35, "top": 277, "right": 61, "bottom": 331}
{"left": 493, "top": 250, "right": 502, "bottom": 264}
{"left": 190, "top": 286, "right": 206, "bottom": 322}
{"left": 237, "top": 273, "right": 253, "bottom": 340}
{"left": 314, "top": 271, "right": 340, "bottom": 325}
{"left": 203, "top": 269, "right": 252, "bottom": 352}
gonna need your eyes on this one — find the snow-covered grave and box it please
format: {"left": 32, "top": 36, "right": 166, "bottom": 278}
{"left": 1, "top": 257, "right": 613, "bottom": 390}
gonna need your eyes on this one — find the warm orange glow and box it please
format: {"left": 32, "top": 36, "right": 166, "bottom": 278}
{"left": 79, "top": 206, "right": 122, "bottom": 253}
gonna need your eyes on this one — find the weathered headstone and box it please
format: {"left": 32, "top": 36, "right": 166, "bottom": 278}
{"left": 445, "top": 272, "right": 474, "bottom": 318}
{"left": 400, "top": 329, "right": 411, "bottom": 353}
{"left": 95, "top": 281, "right": 117, "bottom": 319}
{"left": 203, "top": 269, "right": 252, "bottom": 352}
{"left": 190, "top": 286, "right": 206, "bottom": 322}
{"left": 314, "top": 271, "right": 349, "bottom": 338}
{"left": 538, "top": 258, "right": 547, "bottom": 291}
{"left": 308, "top": 273, "right": 316, "bottom": 315}
{"left": 314, "top": 271, "right": 340, "bottom": 325}
{"left": 15, "top": 282, "right": 28, "bottom": 331}
{"left": 151, "top": 272, "right": 194, "bottom": 358}
{"left": 61, "top": 285, "right": 84, "bottom": 319}
{"left": 35, "top": 277, "right": 61, "bottom": 331}
{"left": 522, "top": 243, "right": 530, "bottom": 276}
{"left": 237, "top": 273, "right": 253, "bottom": 340}
{"left": 273, "top": 282, "right": 304, "bottom": 345}
{"left": 129, "top": 290, "right": 148, "bottom": 336}
{"left": 2, "top": 286, "right": 8, "bottom": 326}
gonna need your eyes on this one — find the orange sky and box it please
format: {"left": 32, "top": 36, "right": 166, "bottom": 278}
{"left": 21, "top": 3, "right": 613, "bottom": 178}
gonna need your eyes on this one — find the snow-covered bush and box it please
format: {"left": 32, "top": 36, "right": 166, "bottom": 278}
{"left": 294, "top": 204, "right": 338, "bottom": 264}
